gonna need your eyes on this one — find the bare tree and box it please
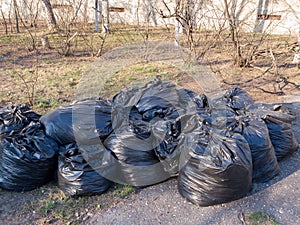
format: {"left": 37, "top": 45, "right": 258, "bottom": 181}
{"left": 223, "top": 0, "right": 244, "bottom": 66}
{"left": 157, "top": 1, "right": 196, "bottom": 55}
{"left": 51, "top": 0, "right": 86, "bottom": 56}
{"left": 22, "top": 0, "right": 40, "bottom": 28}
{"left": 41, "top": 0, "right": 58, "bottom": 30}
{"left": 222, "top": 0, "right": 276, "bottom": 67}
{"left": 11, "top": 1, "right": 37, "bottom": 51}
{"left": 156, "top": 0, "right": 225, "bottom": 61}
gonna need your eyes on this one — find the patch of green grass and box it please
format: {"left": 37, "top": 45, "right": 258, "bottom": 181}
{"left": 248, "top": 211, "right": 279, "bottom": 225}
{"left": 7, "top": 69, "right": 15, "bottom": 78}
{"left": 0, "top": 33, "right": 32, "bottom": 48}
{"left": 113, "top": 184, "right": 135, "bottom": 198}
{"left": 21, "top": 184, "right": 96, "bottom": 224}
{"left": 0, "top": 34, "right": 13, "bottom": 43}
{"left": 146, "top": 67, "right": 157, "bottom": 73}
{"left": 19, "top": 182, "right": 131, "bottom": 224}
{"left": 34, "top": 98, "right": 61, "bottom": 110}
{"left": 98, "top": 62, "right": 182, "bottom": 98}
{"left": 40, "top": 200, "right": 56, "bottom": 214}
{"left": 131, "top": 65, "right": 146, "bottom": 71}
{"left": 131, "top": 64, "right": 157, "bottom": 74}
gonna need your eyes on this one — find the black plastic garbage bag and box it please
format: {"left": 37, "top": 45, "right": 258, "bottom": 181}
{"left": 103, "top": 118, "right": 170, "bottom": 186}
{"left": 152, "top": 118, "right": 183, "bottom": 176}
{"left": 152, "top": 113, "right": 210, "bottom": 177}
{"left": 245, "top": 103, "right": 296, "bottom": 123}
{"left": 245, "top": 103, "right": 292, "bottom": 115}
{"left": 223, "top": 87, "right": 253, "bottom": 110}
{"left": 0, "top": 122, "right": 58, "bottom": 191}
{"left": 178, "top": 125, "right": 252, "bottom": 206}
{"left": 57, "top": 143, "right": 112, "bottom": 196}
{"left": 106, "top": 101, "right": 158, "bottom": 166}
{"left": 102, "top": 78, "right": 193, "bottom": 186}
{"left": 0, "top": 104, "right": 40, "bottom": 136}
{"left": 71, "top": 79, "right": 183, "bottom": 187}
{"left": 209, "top": 87, "right": 253, "bottom": 120}
{"left": 233, "top": 117, "right": 279, "bottom": 182}
{"left": 177, "top": 89, "right": 210, "bottom": 117}
{"left": 40, "top": 104, "right": 74, "bottom": 145}
{"left": 246, "top": 108, "right": 298, "bottom": 161}
{"left": 104, "top": 132, "right": 158, "bottom": 166}
{"left": 110, "top": 79, "right": 210, "bottom": 180}
{"left": 112, "top": 77, "right": 188, "bottom": 123}
{"left": 279, "top": 102, "right": 300, "bottom": 144}
{"left": 209, "top": 87, "right": 253, "bottom": 117}
{"left": 263, "top": 114, "right": 298, "bottom": 161}
{"left": 135, "top": 80, "right": 183, "bottom": 121}
{"left": 210, "top": 94, "right": 237, "bottom": 119}
{"left": 40, "top": 98, "right": 112, "bottom": 145}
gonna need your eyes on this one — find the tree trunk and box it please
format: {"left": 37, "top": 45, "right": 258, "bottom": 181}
{"left": 41, "top": 0, "right": 58, "bottom": 30}
{"left": 174, "top": 19, "right": 180, "bottom": 46}
{"left": 223, "top": 0, "right": 245, "bottom": 67}
{"left": 13, "top": 0, "right": 19, "bottom": 33}
{"left": 32, "top": 0, "right": 40, "bottom": 28}
{"left": 83, "top": 0, "right": 88, "bottom": 26}
{"left": 41, "top": 35, "right": 51, "bottom": 49}
{"left": 0, "top": 8, "right": 8, "bottom": 34}
{"left": 95, "top": 0, "right": 99, "bottom": 31}
{"left": 101, "top": 0, "right": 110, "bottom": 33}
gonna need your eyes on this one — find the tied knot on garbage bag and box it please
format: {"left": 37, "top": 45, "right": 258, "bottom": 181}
{"left": 0, "top": 104, "right": 40, "bottom": 136}
{"left": 222, "top": 87, "right": 254, "bottom": 110}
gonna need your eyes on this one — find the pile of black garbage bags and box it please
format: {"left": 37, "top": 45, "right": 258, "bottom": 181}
{"left": 0, "top": 77, "right": 298, "bottom": 206}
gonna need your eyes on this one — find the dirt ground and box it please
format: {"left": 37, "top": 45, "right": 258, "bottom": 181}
{"left": 1, "top": 25, "right": 300, "bottom": 225}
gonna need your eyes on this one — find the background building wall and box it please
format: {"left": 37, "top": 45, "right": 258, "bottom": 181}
{"left": 0, "top": 0, "right": 299, "bottom": 35}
